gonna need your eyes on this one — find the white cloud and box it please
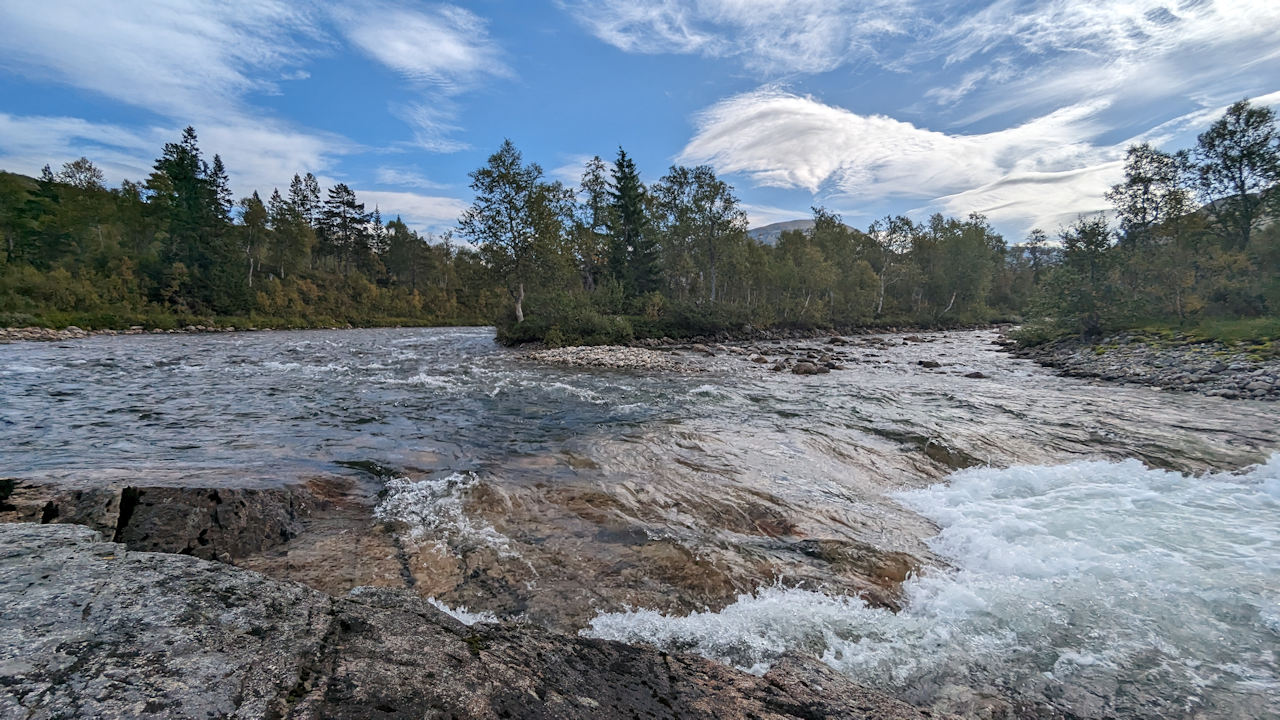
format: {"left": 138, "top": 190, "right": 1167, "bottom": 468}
{"left": 0, "top": 1, "right": 321, "bottom": 120}
{"left": 564, "top": 1, "right": 1280, "bottom": 103}
{"left": 375, "top": 167, "right": 451, "bottom": 191}
{"left": 740, "top": 202, "right": 816, "bottom": 228}
{"left": 356, "top": 189, "right": 468, "bottom": 233}
{"left": 336, "top": 4, "right": 508, "bottom": 152}
{"left": 393, "top": 102, "right": 471, "bottom": 153}
{"left": 549, "top": 154, "right": 598, "bottom": 186}
{"left": 0, "top": 114, "right": 161, "bottom": 184}
{"left": 560, "top": 0, "right": 912, "bottom": 74}
{"left": 0, "top": 0, "right": 489, "bottom": 225}
{"left": 683, "top": 89, "right": 1280, "bottom": 236}
{"left": 338, "top": 4, "right": 508, "bottom": 90}
{"left": 680, "top": 88, "right": 1109, "bottom": 196}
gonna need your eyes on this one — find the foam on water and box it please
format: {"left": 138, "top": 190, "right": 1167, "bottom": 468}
{"left": 373, "top": 472, "right": 516, "bottom": 557}
{"left": 426, "top": 597, "right": 500, "bottom": 626}
{"left": 585, "top": 455, "right": 1280, "bottom": 718}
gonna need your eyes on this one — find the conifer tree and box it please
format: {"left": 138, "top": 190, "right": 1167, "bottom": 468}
{"left": 607, "top": 148, "right": 657, "bottom": 295}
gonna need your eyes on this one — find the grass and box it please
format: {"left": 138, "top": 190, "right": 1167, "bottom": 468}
{"left": 1011, "top": 316, "right": 1280, "bottom": 358}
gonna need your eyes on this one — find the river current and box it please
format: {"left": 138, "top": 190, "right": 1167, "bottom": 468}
{"left": 2, "top": 327, "right": 1277, "bottom": 718}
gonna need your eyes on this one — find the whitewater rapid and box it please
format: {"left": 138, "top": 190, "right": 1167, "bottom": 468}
{"left": 586, "top": 455, "right": 1280, "bottom": 718}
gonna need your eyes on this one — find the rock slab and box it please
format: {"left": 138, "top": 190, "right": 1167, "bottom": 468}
{"left": 0, "top": 524, "right": 939, "bottom": 720}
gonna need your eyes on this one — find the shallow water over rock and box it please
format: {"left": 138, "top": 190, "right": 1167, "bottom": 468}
{"left": 3, "top": 326, "right": 1278, "bottom": 717}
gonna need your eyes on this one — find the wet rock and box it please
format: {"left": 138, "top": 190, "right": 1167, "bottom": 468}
{"left": 918, "top": 360, "right": 941, "bottom": 369}
{"left": 963, "top": 371, "right": 988, "bottom": 379}
{"left": 0, "top": 480, "right": 315, "bottom": 560}
{"left": 792, "top": 362, "right": 825, "bottom": 375}
{"left": 0, "top": 524, "right": 936, "bottom": 720}
{"left": 690, "top": 343, "right": 716, "bottom": 357}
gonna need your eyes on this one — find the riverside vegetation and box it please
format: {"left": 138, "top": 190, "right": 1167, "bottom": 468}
{"left": 1, "top": 101, "right": 1277, "bottom": 356}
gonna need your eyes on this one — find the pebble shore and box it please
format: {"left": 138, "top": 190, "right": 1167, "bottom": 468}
{"left": 0, "top": 324, "right": 245, "bottom": 343}
{"left": 1006, "top": 332, "right": 1279, "bottom": 401}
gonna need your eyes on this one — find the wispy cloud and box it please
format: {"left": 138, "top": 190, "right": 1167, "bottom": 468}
{"left": 338, "top": 4, "right": 508, "bottom": 90}
{"left": 559, "top": 0, "right": 913, "bottom": 74}
{"left": 0, "top": 0, "right": 490, "bottom": 207}
{"left": 680, "top": 88, "right": 1280, "bottom": 235}
{"left": 374, "top": 167, "right": 451, "bottom": 191}
{"left": 0, "top": 1, "right": 322, "bottom": 120}
{"left": 393, "top": 101, "right": 472, "bottom": 153}
{"left": 356, "top": 189, "right": 469, "bottom": 234}
{"left": 679, "top": 88, "right": 1110, "bottom": 197}
{"left": 337, "top": 3, "right": 508, "bottom": 153}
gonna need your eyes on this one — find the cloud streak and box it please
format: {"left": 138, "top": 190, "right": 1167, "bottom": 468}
{"left": 679, "top": 88, "right": 1280, "bottom": 235}
{"left": 559, "top": 0, "right": 912, "bottom": 74}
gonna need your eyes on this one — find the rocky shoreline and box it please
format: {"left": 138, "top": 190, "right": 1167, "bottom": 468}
{"left": 1005, "top": 332, "right": 1279, "bottom": 401}
{"left": 0, "top": 523, "right": 939, "bottom": 720}
{"left": 1, "top": 324, "right": 254, "bottom": 343}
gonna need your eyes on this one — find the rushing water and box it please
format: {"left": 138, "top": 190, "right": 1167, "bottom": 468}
{"left": 3, "top": 327, "right": 1278, "bottom": 718}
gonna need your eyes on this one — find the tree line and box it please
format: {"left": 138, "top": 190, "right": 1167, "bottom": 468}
{"left": 1029, "top": 99, "right": 1279, "bottom": 341}
{"left": 0, "top": 127, "right": 503, "bottom": 329}
{"left": 459, "top": 140, "right": 1031, "bottom": 345}
{"left": 2, "top": 100, "right": 1275, "bottom": 344}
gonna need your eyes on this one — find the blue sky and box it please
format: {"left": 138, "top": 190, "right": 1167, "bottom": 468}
{"left": 2, "top": 1, "right": 1279, "bottom": 241}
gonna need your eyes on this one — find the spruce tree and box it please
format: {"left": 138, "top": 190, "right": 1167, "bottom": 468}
{"left": 607, "top": 148, "right": 657, "bottom": 296}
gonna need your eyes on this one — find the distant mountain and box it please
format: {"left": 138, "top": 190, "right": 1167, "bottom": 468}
{"left": 746, "top": 219, "right": 815, "bottom": 245}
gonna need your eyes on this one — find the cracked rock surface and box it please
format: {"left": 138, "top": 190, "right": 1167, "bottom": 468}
{"left": 0, "top": 524, "right": 939, "bottom": 720}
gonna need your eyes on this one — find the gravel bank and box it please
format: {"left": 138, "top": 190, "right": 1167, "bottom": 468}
{"left": 1006, "top": 333, "right": 1279, "bottom": 400}
{"left": 525, "top": 344, "right": 701, "bottom": 372}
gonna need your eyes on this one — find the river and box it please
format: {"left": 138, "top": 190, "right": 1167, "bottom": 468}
{"left": 2, "top": 327, "right": 1277, "bottom": 718}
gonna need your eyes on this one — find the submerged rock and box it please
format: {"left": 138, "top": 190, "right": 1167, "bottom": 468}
{"left": 0, "top": 524, "right": 937, "bottom": 720}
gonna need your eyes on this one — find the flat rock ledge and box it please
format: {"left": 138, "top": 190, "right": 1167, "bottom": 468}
{"left": 0, "top": 524, "right": 938, "bottom": 720}
{"left": 1005, "top": 333, "right": 1279, "bottom": 401}
{"left": 526, "top": 345, "right": 700, "bottom": 372}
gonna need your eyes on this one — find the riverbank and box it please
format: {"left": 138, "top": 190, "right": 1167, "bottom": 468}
{"left": 0, "top": 321, "right": 483, "bottom": 343}
{"left": 1006, "top": 330, "right": 1280, "bottom": 400}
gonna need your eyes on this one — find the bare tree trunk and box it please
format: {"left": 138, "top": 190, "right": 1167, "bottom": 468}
{"left": 942, "top": 291, "right": 956, "bottom": 315}
{"left": 514, "top": 282, "right": 525, "bottom": 324}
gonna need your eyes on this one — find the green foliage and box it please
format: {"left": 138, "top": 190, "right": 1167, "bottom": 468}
{"left": 1025, "top": 99, "right": 1278, "bottom": 344}
{"left": 477, "top": 140, "right": 1026, "bottom": 345}
{"left": 0, "top": 130, "right": 501, "bottom": 331}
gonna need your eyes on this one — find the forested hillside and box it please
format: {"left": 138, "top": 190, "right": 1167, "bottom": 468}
{"left": 1, "top": 100, "right": 1275, "bottom": 345}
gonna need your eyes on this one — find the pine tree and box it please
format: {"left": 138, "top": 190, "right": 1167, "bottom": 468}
{"left": 319, "top": 183, "right": 368, "bottom": 273}
{"left": 209, "top": 154, "right": 233, "bottom": 222}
